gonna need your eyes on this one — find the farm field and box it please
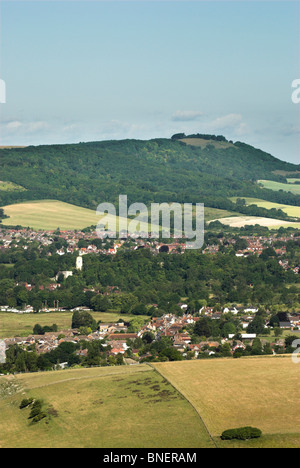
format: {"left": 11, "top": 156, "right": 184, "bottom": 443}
{"left": 203, "top": 207, "right": 239, "bottom": 221}
{"left": 258, "top": 180, "right": 300, "bottom": 195}
{"left": 208, "top": 215, "right": 300, "bottom": 229}
{"left": 0, "top": 200, "right": 100, "bottom": 230}
{"left": 0, "top": 311, "right": 148, "bottom": 338}
{"left": 287, "top": 179, "right": 300, "bottom": 184}
{"left": 154, "top": 357, "right": 300, "bottom": 448}
{"left": 0, "top": 199, "right": 156, "bottom": 232}
{"left": 0, "top": 365, "right": 213, "bottom": 448}
{"left": 3, "top": 198, "right": 298, "bottom": 231}
{"left": 0, "top": 198, "right": 241, "bottom": 231}
{"left": 230, "top": 197, "right": 300, "bottom": 218}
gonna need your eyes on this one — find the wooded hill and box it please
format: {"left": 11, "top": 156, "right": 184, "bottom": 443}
{"left": 0, "top": 135, "right": 299, "bottom": 215}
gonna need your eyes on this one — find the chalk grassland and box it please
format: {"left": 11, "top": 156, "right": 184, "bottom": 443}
{"left": 230, "top": 197, "right": 300, "bottom": 218}
{"left": 258, "top": 180, "right": 300, "bottom": 195}
{"left": 179, "top": 137, "right": 236, "bottom": 150}
{"left": 154, "top": 357, "right": 300, "bottom": 448}
{"left": 0, "top": 311, "right": 148, "bottom": 338}
{"left": 0, "top": 366, "right": 213, "bottom": 448}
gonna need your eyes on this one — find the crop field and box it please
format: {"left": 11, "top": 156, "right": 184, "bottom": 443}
{"left": 0, "top": 200, "right": 100, "bottom": 230}
{"left": 209, "top": 215, "right": 300, "bottom": 229}
{"left": 0, "top": 200, "right": 152, "bottom": 232}
{"left": 155, "top": 357, "right": 300, "bottom": 448}
{"left": 0, "top": 311, "right": 148, "bottom": 338}
{"left": 0, "top": 365, "right": 213, "bottom": 448}
{"left": 0, "top": 199, "right": 162, "bottom": 232}
{"left": 258, "top": 180, "right": 300, "bottom": 195}
{"left": 230, "top": 197, "right": 300, "bottom": 218}
{"left": 4, "top": 198, "right": 297, "bottom": 232}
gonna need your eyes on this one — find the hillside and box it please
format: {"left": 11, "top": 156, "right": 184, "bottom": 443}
{"left": 0, "top": 136, "right": 299, "bottom": 216}
{"left": 0, "top": 366, "right": 212, "bottom": 448}
{"left": 0, "top": 199, "right": 242, "bottom": 231}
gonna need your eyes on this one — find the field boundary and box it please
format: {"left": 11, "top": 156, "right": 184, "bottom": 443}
{"left": 148, "top": 363, "right": 218, "bottom": 448}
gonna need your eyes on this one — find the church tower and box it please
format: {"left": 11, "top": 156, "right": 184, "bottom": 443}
{"left": 76, "top": 255, "right": 83, "bottom": 271}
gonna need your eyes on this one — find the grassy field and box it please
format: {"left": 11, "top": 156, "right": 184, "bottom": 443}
{"left": 0, "top": 198, "right": 241, "bottom": 232}
{"left": 179, "top": 137, "right": 236, "bottom": 150}
{"left": 0, "top": 199, "right": 152, "bottom": 232}
{"left": 0, "top": 311, "right": 148, "bottom": 338}
{"left": 230, "top": 197, "right": 300, "bottom": 218}
{"left": 287, "top": 179, "right": 300, "bottom": 184}
{"left": 208, "top": 215, "right": 300, "bottom": 229}
{"left": 258, "top": 180, "right": 300, "bottom": 195}
{"left": 204, "top": 207, "right": 239, "bottom": 221}
{"left": 0, "top": 365, "right": 213, "bottom": 448}
{"left": 1, "top": 200, "right": 99, "bottom": 230}
{"left": 155, "top": 357, "right": 300, "bottom": 448}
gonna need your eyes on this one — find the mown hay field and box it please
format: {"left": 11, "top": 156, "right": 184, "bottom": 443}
{"left": 155, "top": 357, "right": 300, "bottom": 448}
{"left": 0, "top": 199, "right": 151, "bottom": 232}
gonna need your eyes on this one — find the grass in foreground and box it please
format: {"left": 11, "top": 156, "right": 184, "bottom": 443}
{"left": 154, "top": 356, "right": 300, "bottom": 448}
{"left": 0, "top": 365, "right": 213, "bottom": 448}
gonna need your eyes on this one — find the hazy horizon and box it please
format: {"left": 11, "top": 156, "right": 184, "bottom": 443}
{"left": 0, "top": 0, "right": 299, "bottom": 164}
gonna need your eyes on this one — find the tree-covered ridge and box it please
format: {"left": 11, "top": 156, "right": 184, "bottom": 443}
{"left": 0, "top": 137, "right": 299, "bottom": 211}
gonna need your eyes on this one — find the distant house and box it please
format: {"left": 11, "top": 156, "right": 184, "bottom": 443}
{"left": 290, "top": 316, "right": 300, "bottom": 328}
{"left": 279, "top": 321, "right": 291, "bottom": 329}
{"left": 55, "top": 270, "right": 73, "bottom": 281}
{"left": 244, "top": 307, "right": 258, "bottom": 313}
{"left": 228, "top": 333, "right": 256, "bottom": 340}
{"left": 107, "top": 333, "right": 138, "bottom": 341}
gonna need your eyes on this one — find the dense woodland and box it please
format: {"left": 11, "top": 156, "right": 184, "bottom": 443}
{"left": 0, "top": 237, "right": 299, "bottom": 314}
{"left": 1, "top": 137, "right": 300, "bottom": 216}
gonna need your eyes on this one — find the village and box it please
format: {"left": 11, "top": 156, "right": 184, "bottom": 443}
{"left": 0, "top": 226, "right": 299, "bottom": 371}
{"left": 2, "top": 305, "right": 300, "bottom": 371}
{"left": 0, "top": 226, "right": 299, "bottom": 265}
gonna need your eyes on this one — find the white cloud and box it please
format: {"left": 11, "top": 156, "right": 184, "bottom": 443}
{"left": 4, "top": 120, "right": 49, "bottom": 133}
{"left": 171, "top": 110, "right": 204, "bottom": 122}
{"left": 206, "top": 113, "right": 250, "bottom": 136}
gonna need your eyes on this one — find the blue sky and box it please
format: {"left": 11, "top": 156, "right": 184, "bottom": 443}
{"left": 0, "top": 0, "right": 299, "bottom": 164}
